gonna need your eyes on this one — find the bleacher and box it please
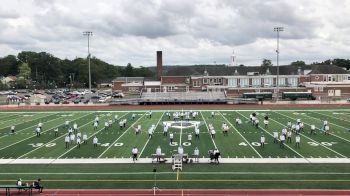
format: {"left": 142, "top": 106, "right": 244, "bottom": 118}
{"left": 140, "top": 91, "right": 227, "bottom": 104}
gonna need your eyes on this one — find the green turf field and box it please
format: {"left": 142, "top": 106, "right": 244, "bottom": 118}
{"left": 0, "top": 109, "right": 350, "bottom": 189}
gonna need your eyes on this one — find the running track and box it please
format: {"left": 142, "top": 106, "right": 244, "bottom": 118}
{"left": 2, "top": 189, "right": 350, "bottom": 196}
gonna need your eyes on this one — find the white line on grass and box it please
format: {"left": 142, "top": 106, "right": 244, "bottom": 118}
{"left": 200, "top": 111, "right": 218, "bottom": 149}
{"left": 97, "top": 112, "right": 144, "bottom": 158}
{"left": 55, "top": 112, "right": 114, "bottom": 160}
{"left": 16, "top": 112, "right": 95, "bottom": 159}
{"left": 275, "top": 111, "right": 350, "bottom": 144}
{"left": 219, "top": 112, "right": 263, "bottom": 158}
{"left": 308, "top": 111, "right": 350, "bottom": 130}
{"left": 0, "top": 112, "right": 92, "bottom": 151}
{"left": 269, "top": 115, "right": 347, "bottom": 158}
{"left": 139, "top": 112, "right": 165, "bottom": 158}
{"left": 236, "top": 111, "right": 307, "bottom": 160}
{"left": 0, "top": 113, "right": 59, "bottom": 137}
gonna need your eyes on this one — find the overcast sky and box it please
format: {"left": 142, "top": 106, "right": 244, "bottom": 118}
{"left": 0, "top": 0, "right": 349, "bottom": 67}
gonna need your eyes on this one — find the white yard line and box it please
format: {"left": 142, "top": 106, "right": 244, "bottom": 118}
{"left": 0, "top": 113, "right": 92, "bottom": 151}
{"left": 16, "top": 112, "right": 95, "bottom": 159}
{"left": 0, "top": 113, "right": 62, "bottom": 140}
{"left": 219, "top": 112, "right": 263, "bottom": 158}
{"left": 275, "top": 111, "right": 350, "bottom": 143}
{"left": 309, "top": 111, "right": 350, "bottom": 130}
{"left": 138, "top": 112, "right": 165, "bottom": 157}
{"left": 236, "top": 111, "right": 307, "bottom": 160}
{"left": 97, "top": 112, "right": 143, "bottom": 158}
{"left": 200, "top": 111, "right": 218, "bottom": 149}
{"left": 270, "top": 115, "right": 347, "bottom": 158}
{"left": 0, "top": 113, "right": 59, "bottom": 135}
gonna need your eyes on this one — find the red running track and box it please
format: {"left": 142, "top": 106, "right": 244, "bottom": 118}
{"left": 2, "top": 189, "right": 350, "bottom": 196}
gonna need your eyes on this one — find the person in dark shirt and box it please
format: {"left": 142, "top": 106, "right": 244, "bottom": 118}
{"left": 33, "top": 178, "right": 43, "bottom": 193}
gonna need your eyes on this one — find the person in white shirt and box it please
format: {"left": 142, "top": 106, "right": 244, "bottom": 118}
{"left": 70, "top": 133, "right": 75, "bottom": 144}
{"left": 135, "top": 126, "right": 141, "bottom": 135}
{"left": 104, "top": 121, "right": 109, "bottom": 130}
{"left": 291, "top": 124, "right": 296, "bottom": 132}
{"left": 273, "top": 131, "right": 278, "bottom": 143}
{"left": 178, "top": 145, "right": 184, "bottom": 155}
{"left": 195, "top": 127, "right": 200, "bottom": 139}
{"left": 149, "top": 111, "right": 152, "bottom": 118}
{"left": 119, "top": 120, "right": 124, "bottom": 130}
{"left": 68, "top": 127, "right": 73, "bottom": 136}
{"left": 54, "top": 128, "right": 59, "bottom": 137}
{"left": 83, "top": 133, "right": 88, "bottom": 144}
{"left": 237, "top": 119, "right": 242, "bottom": 127}
{"left": 295, "top": 134, "right": 301, "bottom": 148}
{"left": 210, "top": 129, "right": 216, "bottom": 139}
{"left": 254, "top": 119, "right": 259, "bottom": 129}
{"left": 310, "top": 124, "right": 316, "bottom": 135}
{"left": 260, "top": 135, "right": 265, "bottom": 148}
{"left": 132, "top": 147, "right": 138, "bottom": 162}
{"left": 295, "top": 124, "right": 300, "bottom": 134}
{"left": 193, "top": 147, "right": 200, "bottom": 162}
{"left": 93, "top": 136, "right": 98, "bottom": 147}
{"left": 11, "top": 125, "right": 15, "bottom": 134}
{"left": 73, "top": 123, "right": 78, "bottom": 134}
{"left": 156, "top": 146, "right": 162, "bottom": 162}
{"left": 93, "top": 121, "right": 98, "bottom": 130}
{"left": 163, "top": 124, "right": 168, "bottom": 136}
{"left": 264, "top": 119, "right": 269, "bottom": 128}
{"left": 38, "top": 122, "right": 43, "bottom": 130}
{"left": 108, "top": 119, "right": 113, "bottom": 127}
{"left": 287, "top": 130, "right": 292, "bottom": 143}
{"left": 282, "top": 128, "right": 287, "bottom": 137}
{"left": 114, "top": 114, "right": 119, "bottom": 122}
{"left": 297, "top": 119, "right": 301, "bottom": 124}
{"left": 131, "top": 113, "right": 136, "bottom": 120}
{"left": 279, "top": 134, "right": 285, "bottom": 149}
{"left": 323, "top": 120, "right": 328, "bottom": 128}
{"left": 95, "top": 116, "right": 99, "bottom": 124}
{"left": 324, "top": 125, "right": 330, "bottom": 135}
{"left": 123, "top": 119, "right": 127, "bottom": 128}
{"left": 213, "top": 148, "right": 220, "bottom": 164}
{"left": 36, "top": 127, "right": 41, "bottom": 137}
{"left": 65, "top": 135, "right": 70, "bottom": 148}
{"left": 299, "top": 122, "right": 304, "bottom": 132}
{"left": 169, "top": 133, "right": 174, "bottom": 144}
{"left": 287, "top": 121, "right": 292, "bottom": 129}
{"left": 76, "top": 137, "right": 81, "bottom": 148}
{"left": 188, "top": 134, "right": 192, "bottom": 144}
{"left": 148, "top": 128, "right": 153, "bottom": 139}
{"left": 77, "top": 132, "right": 81, "bottom": 138}
{"left": 211, "top": 111, "right": 215, "bottom": 118}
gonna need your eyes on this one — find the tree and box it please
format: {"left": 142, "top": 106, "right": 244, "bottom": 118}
{"left": 261, "top": 59, "right": 273, "bottom": 67}
{"left": 290, "top": 61, "right": 306, "bottom": 67}
{"left": 239, "top": 64, "right": 245, "bottom": 67}
{"left": 125, "top": 63, "right": 134, "bottom": 77}
{"left": 18, "top": 63, "right": 31, "bottom": 80}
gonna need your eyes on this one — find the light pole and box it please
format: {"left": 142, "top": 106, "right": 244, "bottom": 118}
{"left": 83, "top": 31, "right": 93, "bottom": 91}
{"left": 274, "top": 27, "right": 283, "bottom": 102}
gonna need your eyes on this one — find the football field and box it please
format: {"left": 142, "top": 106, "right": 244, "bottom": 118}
{"left": 1, "top": 109, "right": 350, "bottom": 160}
{"left": 1, "top": 108, "right": 350, "bottom": 189}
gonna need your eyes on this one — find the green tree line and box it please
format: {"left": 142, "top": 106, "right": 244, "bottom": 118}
{"left": 0, "top": 51, "right": 155, "bottom": 89}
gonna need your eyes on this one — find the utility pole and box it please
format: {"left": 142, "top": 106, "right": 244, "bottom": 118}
{"left": 83, "top": 31, "right": 93, "bottom": 91}
{"left": 274, "top": 27, "right": 283, "bottom": 102}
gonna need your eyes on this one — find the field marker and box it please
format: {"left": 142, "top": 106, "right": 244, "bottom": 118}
{"left": 219, "top": 112, "right": 262, "bottom": 158}
{"left": 270, "top": 115, "right": 347, "bottom": 158}
{"left": 0, "top": 113, "right": 81, "bottom": 151}
{"left": 236, "top": 111, "right": 306, "bottom": 160}
{"left": 275, "top": 111, "right": 350, "bottom": 144}
{"left": 138, "top": 112, "right": 165, "bottom": 158}
{"left": 200, "top": 111, "right": 218, "bottom": 149}
{"left": 15, "top": 112, "right": 96, "bottom": 159}
{"left": 98, "top": 112, "right": 144, "bottom": 158}
{"left": 0, "top": 112, "right": 59, "bottom": 138}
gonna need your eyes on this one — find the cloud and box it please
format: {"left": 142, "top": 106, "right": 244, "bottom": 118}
{"left": 0, "top": 0, "right": 349, "bottom": 66}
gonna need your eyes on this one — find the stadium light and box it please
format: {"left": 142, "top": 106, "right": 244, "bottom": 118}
{"left": 274, "top": 27, "right": 283, "bottom": 102}
{"left": 83, "top": 31, "right": 93, "bottom": 91}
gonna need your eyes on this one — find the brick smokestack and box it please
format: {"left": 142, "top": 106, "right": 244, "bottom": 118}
{"left": 157, "top": 51, "right": 162, "bottom": 80}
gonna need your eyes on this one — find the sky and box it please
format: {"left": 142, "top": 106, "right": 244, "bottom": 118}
{"left": 0, "top": 0, "right": 349, "bottom": 67}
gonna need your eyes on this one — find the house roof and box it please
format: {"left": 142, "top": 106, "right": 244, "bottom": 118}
{"left": 113, "top": 77, "right": 144, "bottom": 82}
{"left": 162, "top": 64, "right": 349, "bottom": 76}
